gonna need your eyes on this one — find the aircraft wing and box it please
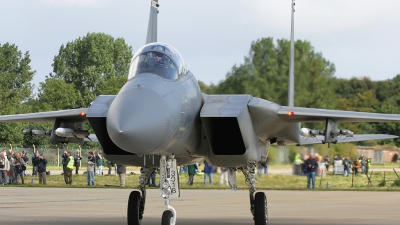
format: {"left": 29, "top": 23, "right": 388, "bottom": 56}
{"left": 277, "top": 106, "right": 400, "bottom": 122}
{"left": 299, "top": 134, "right": 398, "bottom": 145}
{"left": 247, "top": 97, "right": 400, "bottom": 145}
{"left": 0, "top": 108, "right": 88, "bottom": 123}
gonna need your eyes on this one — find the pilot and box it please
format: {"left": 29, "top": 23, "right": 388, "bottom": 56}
{"left": 154, "top": 53, "right": 165, "bottom": 68}
{"left": 155, "top": 54, "right": 163, "bottom": 62}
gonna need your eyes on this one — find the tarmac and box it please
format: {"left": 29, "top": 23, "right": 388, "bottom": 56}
{"left": 1, "top": 187, "right": 399, "bottom": 225}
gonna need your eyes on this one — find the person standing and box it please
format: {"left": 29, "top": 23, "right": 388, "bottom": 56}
{"left": 304, "top": 153, "right": 318, "bottom": 189}
{"left": 324, "top": 154, "right": 331, "bottom": 172}
{"left": 148, "top": 170, "right": 156, "bottom": 187}
{"left": 21, "top": 150, "right": 28, "bottom": 176}
{"left": 360, "top": 155, "right": 366, "bottom": 174}
{"left": 92, "top": 150, "right": 97, "bottom": 174}
{"left": 342, "top": 156, "right": 348, "bottom": 177}
{"left": 220, "top": 167, "right": 229, "bottom": 186}
{"left": 0, "top": 152, "right": 10, "bottom": 185}
{"left": 14, "top": 153, "right": 25, "bottom": 184}
{"left": 117, "top": 164, "right": 126, "bottom": 187}
{"left": 6, "top": 149, "right": 13, "bottom": 161}
{"left": 106, "top": 160, "right": 114, "bottom": 176}
{"left": 61, "top": 151, "right": 68, "bottom": 175}
{"left": 32, "top": 151, "right": 38, "bottom": 175}
{"left": 9, "top": 152, "right": 17, "bottom": 184}
{"left": 86, "top": 152, "right": 95, "bottom": 186}
{"left": 293, "top": 153, "right": 302, "bottom": 175}
{"left": 353, "top": 159, "right": 361, "bottom": 176}
{"left": 35, "top": 154, "right": 48, "bottom": 185}
{"left": 63, "top": 151, "right": 74, "bottom": 185}
{"left": 186, "top": 164, "right": 197, "bottom": 186}
{"left": 366, "top": 157, "right": 371, "bottom": 174}
{"left": 203, "top": 161, "right": 214, "bottom": 186}
{"left": 96, "top": 151, "right": 104, "bottom": 175}
{"left": 73, "top": 150, "right": 82, "bottom": 175}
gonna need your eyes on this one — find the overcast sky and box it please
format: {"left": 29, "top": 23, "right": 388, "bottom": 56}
{"left": 1, "top": 0, "right": 400, "bottom": 91}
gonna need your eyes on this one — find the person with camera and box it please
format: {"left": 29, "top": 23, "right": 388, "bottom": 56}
{"left": 86, "top": 152, "right": 96, "bottom": 186}
{"left": 96, "top": 151, "right": 104, "bottom": 175}
{"left": 305, "top": 153, "right": 319, "bottom": 189}
{"left": 7, "top": 150, "right": 17, "bottom": 184}
{"left": 0, "top": 152, "right": 10, "bottom": 185}
{"left": 13, "top": 153, "right": 26, "bottom": 184}
{"left": 32, "top": 151, "right": 38, "bottom": 175}
{"left": 34, "top": 153, "right": 48, "bottom": 185}
{"left": 74, "top": 150, "right": 82, "bottom": 175}
{"left": 21, "top": 150, "right": 28, "bottom": 176}
{"left": 61, "top": 150, "right": 68, "bottom": 175}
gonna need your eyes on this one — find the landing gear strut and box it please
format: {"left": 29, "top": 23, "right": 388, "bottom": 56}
{"left": 159, "top": 155, "right": 179, "bottom": 225}
{"left": 239, "top": 161, "right": 268, "bottom": 225}
{"left": 127, "top": 167, "right": 156, "bottom": 225}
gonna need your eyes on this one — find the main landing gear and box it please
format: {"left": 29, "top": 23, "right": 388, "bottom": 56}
{"left": 239, "top": 161, "right": 268, "bottom": 225}
{"left": 127, "top": 158, "right": 266, "bottom": 225}
{"left": 127, "top": 155, "right": 179, "bottom": 225}
{"left": 128, "top": 167, "right": 156, "bottom": 225}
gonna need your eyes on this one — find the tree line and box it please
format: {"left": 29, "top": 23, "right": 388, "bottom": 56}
{"left": 1, "top": 34, "right": 400, "bottom": 148}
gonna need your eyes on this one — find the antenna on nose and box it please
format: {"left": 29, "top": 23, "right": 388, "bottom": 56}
{"left": 146, "top": 0, "right": 160, "bottom": 44}
{"left": 288, "top": 0, "right": 295, "bottom": 107}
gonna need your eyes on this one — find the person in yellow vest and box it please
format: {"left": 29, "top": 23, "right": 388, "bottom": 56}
{"left": 64, "top": 151, "right": 74, "bottom": 185}
{"left": 366, "top": 157, "right": 371, "bottom": 174}
{"left": 293, "top": 153, "right": 302, "bottom": 176}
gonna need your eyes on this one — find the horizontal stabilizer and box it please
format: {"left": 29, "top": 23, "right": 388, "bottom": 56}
{"left": 299, "top": 134, "right": 398, "bottom": 145}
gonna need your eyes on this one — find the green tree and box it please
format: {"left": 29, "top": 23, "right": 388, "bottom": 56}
{"left": 0, "top": 43, "right": 35, "bottom": 145}
{"left": 217, "top": 38, "right": 336, "bottom": 109}
{"left": 37, "top": 78, "right": 83, "bottom": 111}
{"left": 50, "top": 33, "right": 133, "bottom": 107}
{"left": 198, "top": 80, "right": 218, "bottom": 94}
{"left": 334, "top": 77, "right": 375, "bottom": 100}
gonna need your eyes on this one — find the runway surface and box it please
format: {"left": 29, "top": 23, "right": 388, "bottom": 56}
{"left": 1, "top": 187, "right": 399, "bottom": 225}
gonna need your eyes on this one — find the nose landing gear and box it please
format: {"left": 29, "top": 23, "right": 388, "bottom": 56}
{"left": 159, "top": 154, "right": 179, "bottom": 225}
{"left": 127, "top": 155, "right": 179, "bottom": 225}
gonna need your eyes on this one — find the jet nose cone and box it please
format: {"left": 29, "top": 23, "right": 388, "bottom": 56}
{"left": 107, "top": 88, "right": 171, "bottom": 153}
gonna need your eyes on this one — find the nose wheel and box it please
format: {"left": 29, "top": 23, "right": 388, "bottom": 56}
{"left": 161, "top": 210, "right": 174, "bottom": 225}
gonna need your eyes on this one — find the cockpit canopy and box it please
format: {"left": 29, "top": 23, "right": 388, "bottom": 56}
{"left": 128, "top": 43, "right": 187, "bottom": 80}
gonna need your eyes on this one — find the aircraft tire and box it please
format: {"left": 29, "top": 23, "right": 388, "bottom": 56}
{"left": 127, "top": 191, "right": 141, "bottom": 225}
{"left": 161, "top": 210, "right": 173, "bottom": 225}
{"left": 254, "top": 192, "right": 268, "bottom": 225}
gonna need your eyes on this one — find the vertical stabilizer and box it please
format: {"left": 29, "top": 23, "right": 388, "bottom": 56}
{"left": 146, "top": 0, "right": 159, "bottom": 44}
{"left": 288, "top": 0, "right": 295, "bottom": 107}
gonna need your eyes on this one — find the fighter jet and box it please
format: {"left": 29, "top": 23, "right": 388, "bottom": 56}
{"left": 1, "top": 1, "right": 400, "bottom": 225}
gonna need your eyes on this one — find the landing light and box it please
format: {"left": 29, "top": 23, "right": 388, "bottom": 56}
{"left": 287, "top": 111, "right": 295, "bottom": 116}
{"left": 79, "top": 112, "right": 86, "bottom": 117}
